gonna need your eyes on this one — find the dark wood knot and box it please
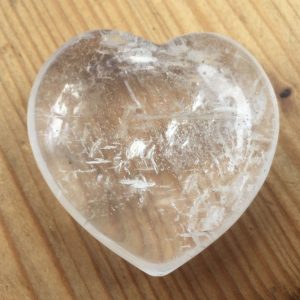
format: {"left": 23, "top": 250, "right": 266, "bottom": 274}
{"left": 279, "top": 88, "right": 292, "bottom": 99}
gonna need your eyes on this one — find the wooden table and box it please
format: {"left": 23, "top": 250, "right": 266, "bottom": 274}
{"left": 0, "top": 0, "right": 299, "bottom": 299}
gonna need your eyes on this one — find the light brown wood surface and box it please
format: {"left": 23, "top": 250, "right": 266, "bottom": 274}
{"left": 0, "top": 0, "right": 299, "bottom": 299}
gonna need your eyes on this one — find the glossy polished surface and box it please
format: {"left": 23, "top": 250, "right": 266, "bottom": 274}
{"left": 28, "top": 30, "right": 279, "bottom": 275}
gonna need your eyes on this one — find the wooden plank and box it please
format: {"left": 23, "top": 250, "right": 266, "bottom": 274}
{"left": 0, "top": 0, "right": 299, "bottom": 299}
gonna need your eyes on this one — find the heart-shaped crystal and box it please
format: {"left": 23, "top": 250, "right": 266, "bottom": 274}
{"left": 28, "top": 30, "right": 279, "bottom": 276}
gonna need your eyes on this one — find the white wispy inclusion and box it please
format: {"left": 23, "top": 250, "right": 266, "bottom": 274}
{"left": 100, "top": 145, "right": 117, "bottom": 150}
{"left": 182, "top": 173, "right": 200, "bottom": 195}
{"left": 124, "top": 80, "right": 142, "bottom": 107}
{"left": 53, "top": 83, "right": 82, "bottom": 117}
{"left": 146, "top": 145, "right": 158, "bottom": 174}
{"left": 86, "top": 158, "right": 111, "bottom": 164}
{"left": 192, "top": 90, "right": 205, "bottom": 112}
{"left": 166, "top": 120, "right": 179, "bottom": 146}
{"left": 201, "top": 206, "right": 226, "bottom": 231}
{"left": 126, "top": 139, "right": 147, "bottom": 159}
{"left": 198, "top": 63, "right": 252, "bottom": 154}
{"left": 119, "top": 177, "right": 155, "bottom": 189}
{"left": 89, "top": 139, "right": 102, "bottom": 158}
{"left": 48, "top": 118, "right": 63, "bottom": 139}
{"left": 128, "top": 55, "right": 157, "bottom": 63}
{"left": 181, "top": 139, "right": 189, "bottom": 149}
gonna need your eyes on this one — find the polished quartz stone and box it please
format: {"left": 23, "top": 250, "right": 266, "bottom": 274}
{"left": 28, "top": 30, "right": 279, "bottom": 276}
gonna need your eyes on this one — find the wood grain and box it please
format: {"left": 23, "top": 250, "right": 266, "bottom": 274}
{"left": 0, "top": 0, "right": 299, "bottom": 299}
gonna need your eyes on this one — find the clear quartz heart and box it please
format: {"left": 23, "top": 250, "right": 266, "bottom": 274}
{"left": 28, "top": 30, "right": 279, "bottom": 276}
